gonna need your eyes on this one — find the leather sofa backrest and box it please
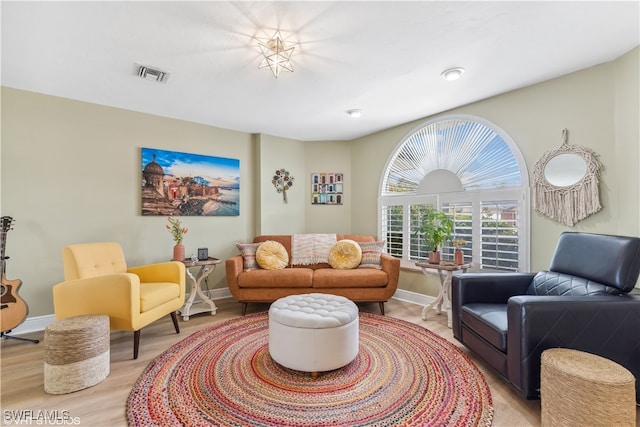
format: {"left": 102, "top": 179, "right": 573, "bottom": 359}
{"left": 548, "top": 232, "right": 640, "bottom": 293}
{"left": 526, "top": 271, "right": 619, "bottom": 296}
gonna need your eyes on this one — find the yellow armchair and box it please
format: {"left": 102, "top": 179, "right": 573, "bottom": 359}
{"left": 53, "top": 242, "right": 186, "bottom": 359}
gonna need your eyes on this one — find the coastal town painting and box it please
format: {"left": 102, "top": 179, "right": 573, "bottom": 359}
{"left": 141, "top": 147, "right": 240, "bottom": 216}
{"left": 311, "top": 172, "right": 343, "bottom": 205}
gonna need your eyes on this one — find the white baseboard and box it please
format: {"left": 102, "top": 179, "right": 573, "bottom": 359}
{"left": 7, "top": 288, "right": 235, "bottom": 335}
{"left": 392, "top": 288, "right": 436, "bottom": 307}
{"left": 8, "top": 288, "right": 428, "bottom": 335}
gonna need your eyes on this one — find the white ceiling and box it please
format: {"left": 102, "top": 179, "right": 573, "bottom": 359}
{"left": 2, "top": 1, "right": 639, "bottom": 141}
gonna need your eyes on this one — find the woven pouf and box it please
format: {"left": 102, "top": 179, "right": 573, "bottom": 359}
{"left": 269, "top": 293, "right": 359, "bottom": 376}
{"left": 44, "top": 314, "right": 110, "bottom": 394}
{"left": 541, "top": 348, "right": 636, "bottom": 427}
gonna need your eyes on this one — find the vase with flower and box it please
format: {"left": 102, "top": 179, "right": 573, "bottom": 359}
{"left": 451, "top": 239, "right": 467, "bottom": 265}
{"left": 167, "top": 216, "right": 188, "bottom": 261}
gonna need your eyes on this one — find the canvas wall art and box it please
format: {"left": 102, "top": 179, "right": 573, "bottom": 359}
{"left": 141, "top": 147, "right": 240, "bottom": 216}
{"left": 311, "top": 172, "right": 343, "bottom": 205}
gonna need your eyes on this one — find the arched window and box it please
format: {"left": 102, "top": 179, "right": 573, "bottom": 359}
{"left": 378, "top": 115, "right": 530, "bottom": 271}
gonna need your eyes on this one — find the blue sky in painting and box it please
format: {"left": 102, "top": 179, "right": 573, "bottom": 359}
{"left": 142, "top": 147, "right": 240, "bottom": 187}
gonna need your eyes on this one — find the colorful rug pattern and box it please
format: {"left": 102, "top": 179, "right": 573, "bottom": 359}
{"left": 127, "top": 312, "right": 493, "bottom": 426}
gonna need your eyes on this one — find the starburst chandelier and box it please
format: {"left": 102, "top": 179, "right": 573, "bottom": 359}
{"left": 256, "top": 31, "right": 295, "bottom": 79}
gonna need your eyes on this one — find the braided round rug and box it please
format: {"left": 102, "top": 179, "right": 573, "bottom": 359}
{"left": 127, "top": 312, "right": 493, "bottom": 426}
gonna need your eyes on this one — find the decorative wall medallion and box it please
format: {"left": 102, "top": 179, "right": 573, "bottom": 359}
{"left": 272, "top": 168, "right": 294, "bottom": 203}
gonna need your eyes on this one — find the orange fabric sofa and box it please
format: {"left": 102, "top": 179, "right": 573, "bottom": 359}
{"left": 226, "top": 234, "right": 400, "bottom": 315}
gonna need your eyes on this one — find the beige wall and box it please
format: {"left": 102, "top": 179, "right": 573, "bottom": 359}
{"left": 1, "top": 89, "right": 256, "bottom": 316}
{"left": 304, "top": 141, "right": 352, "bottom": 234}
{"left": 1, "top": 47, "right": 637, "bottom": 318}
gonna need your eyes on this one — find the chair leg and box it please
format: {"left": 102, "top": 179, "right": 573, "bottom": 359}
{"left": 170, "top": 311, "right": 180, "bottom": 334}
{"left": 379, "top": 302, "right": 385, "bottom": 316}
{"left": 241, "top": 303, "right": 248, "bottom": 316}
{"left": 133, "top": 330, "right": 140, "bottom": 360}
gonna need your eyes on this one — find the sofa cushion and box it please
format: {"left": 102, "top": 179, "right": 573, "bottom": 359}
{"left": 256, "top": 240, "right": 289, "bottom": 270}
{"left": 237, "top": 268, "right": 313, "bottom": 288}
{"left": 139, "top": 282, "right": 181, "bottom": 313}
{"left": 358, "top": 241, "right": 385, "bottom": 269}
{"left": 460, "top": 303, "right": 508, "bottom": 352}
{"left": 328, "top": 239, "right": 362, "bottom": 269}
{"left": 313, "top": 268, "right": 388, "bottom": 288}
{"left": 236, "top": 243, "right": 262, "bottom": 271}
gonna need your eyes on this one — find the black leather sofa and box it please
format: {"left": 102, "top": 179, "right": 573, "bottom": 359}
{"left": 451, "top": 232, "right": 640, "bottom": 402}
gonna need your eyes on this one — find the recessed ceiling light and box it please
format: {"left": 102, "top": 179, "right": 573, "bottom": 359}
{"left": 441, "top": 67, "right": 465, "bottom": 81}
{"left": 346, "top": 109, "right": 362, "bottom": 118}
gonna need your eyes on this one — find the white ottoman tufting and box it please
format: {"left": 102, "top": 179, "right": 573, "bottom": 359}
{"left": 269, "top": 293, "right": 359, "bottom": 376}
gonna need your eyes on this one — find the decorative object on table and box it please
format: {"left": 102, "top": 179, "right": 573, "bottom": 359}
{"left": 452, "top": 239, "right": 467, "bottom": 265}
{"left": 141, "top": 147, "right": 240, "bottom": 216}
{"left": 532, "top": 129, "right": 602, "bottom": 226}
{"left": 415, "top": 205, "right": 453, "bottom": 264}
{"left": 272, "top": 168, "right": 294, "bottom": 203}
{"left": 126, "top": 312, "right": 493, "bottom": 426}
{"left": 311, "top": 172, "right": 344, "bottom": 205}
{"left": 197, "top": 248, "right": 208, "bottom": 261}
{"left": 166, "top": 216, "right": 187, "bottom": 261}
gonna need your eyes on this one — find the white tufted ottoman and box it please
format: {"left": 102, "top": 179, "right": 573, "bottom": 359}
{"left": 269, "top": 293, "right": 359, "bottom": 376}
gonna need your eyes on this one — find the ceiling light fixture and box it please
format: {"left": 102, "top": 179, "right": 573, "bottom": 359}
{"left": 441, "top": 67, "right": 465, "bottom": 81}
{"left": 256, "top": 31, "right": 295, "bottom": 79}
{"left": 346, "top": 109, "right": 362, "bottom": 118}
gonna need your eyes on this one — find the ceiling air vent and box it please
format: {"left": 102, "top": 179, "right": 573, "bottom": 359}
{"left": 137, "top": 65, "right": 170, "bottom": 83}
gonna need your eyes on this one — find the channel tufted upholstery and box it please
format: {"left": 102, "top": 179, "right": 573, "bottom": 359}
{"left": 452, "top": 232, "right": 640, "bottom": 402}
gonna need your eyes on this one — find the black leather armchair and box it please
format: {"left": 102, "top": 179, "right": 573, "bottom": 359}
{"left": 451, "top": 232, "right": 640, "bottom": 402}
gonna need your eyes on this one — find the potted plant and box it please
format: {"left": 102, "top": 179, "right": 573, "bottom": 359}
{"left": 451, "top": 239, "right": 467, "bottom": 265}
{"left": 416, "top": 206, "right": 453, "bottom": 264}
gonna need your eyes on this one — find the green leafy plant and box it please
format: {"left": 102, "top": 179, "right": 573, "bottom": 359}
{"left": 166, "top": 216, "right": 188, "bottom": 244}
{"left": 416, "top": 206, "right": 453, "bottom": 252}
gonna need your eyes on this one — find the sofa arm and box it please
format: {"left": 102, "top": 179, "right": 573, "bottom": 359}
{"left": 225, "top": 255, "right": 244, "bottom": 294}
{"left": 380, "top": 254, "right": 400, "bottom": 292}
{"left": 452, "top": 272, "right": 535, "bottom": 341}
{"left": 506, "top": 294, "right": 640, "bottom": 400}
{"left": 52, "top": 273, "right": 141, "bottom": 329}
{"left": 128, "top": 261, "right": 185, "bottom": 285}
{"left": 453, "top": 273, "right": 535, "bottom": 305}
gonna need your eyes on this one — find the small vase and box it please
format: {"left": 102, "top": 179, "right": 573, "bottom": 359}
{"left": 455, "top": 249, "right": 464, "bottom": 265}
{"left": 428, "top": 251, "right": 441, "bottom": 264}
{"left": 173, "top": 243, "right": 185, "bottom": 261}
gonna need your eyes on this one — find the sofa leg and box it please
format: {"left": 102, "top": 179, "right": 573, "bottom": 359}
{"left": 241, "top": 303, "right": 248, "bottom": 316}
{"left": 379, "top": 302, "right": 385, "bottom": 315}
{"left": 133, "top": 330, "right": 140, "bottom": 360}
{"left": 170, "top": 311, "right": 180, "bottom": 334}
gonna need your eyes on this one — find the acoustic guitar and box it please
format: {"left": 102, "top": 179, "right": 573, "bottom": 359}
{"left": 1, "top": 216, "right": 28, "bottom": 333}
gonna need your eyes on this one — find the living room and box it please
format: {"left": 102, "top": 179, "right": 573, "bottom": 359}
{"left": 2, "top": 1, "right": 639, "bottom": 426}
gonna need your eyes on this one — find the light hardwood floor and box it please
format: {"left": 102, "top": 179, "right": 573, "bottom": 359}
{"left": 0, "top": 298, "right": 629, "bottom": 426}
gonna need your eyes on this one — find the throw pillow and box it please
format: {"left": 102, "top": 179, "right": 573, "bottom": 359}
{"left": 236, "top": 243, "right": 261, "bottom": 271}
{"left": 358, "top": 241, "right": 385, "bottom": 269}
{"left": 328, "top": 239, "right": 362, "bottom": 270}
{"left": 256, "top": 240, "right": 289, "bottom": 270}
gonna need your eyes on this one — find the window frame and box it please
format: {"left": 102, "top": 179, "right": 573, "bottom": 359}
{"left": 378, "top": 114, "right": 530, "bottom": 272}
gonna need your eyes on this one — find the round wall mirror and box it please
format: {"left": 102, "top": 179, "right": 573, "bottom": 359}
{"left": 543, "top": 153, "right": 587, "bottom": 187}
{"left": 532, "top": 129, "right": 602, "bottom": 226}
